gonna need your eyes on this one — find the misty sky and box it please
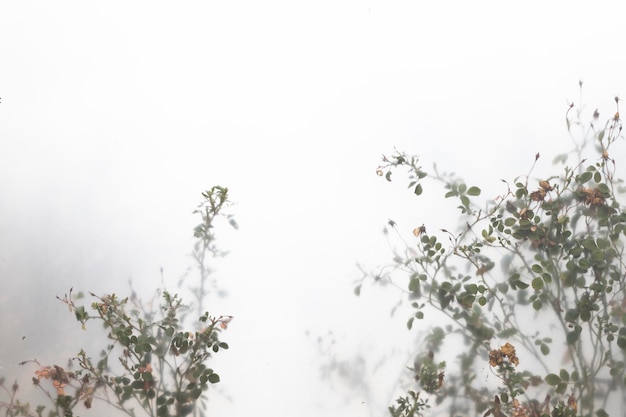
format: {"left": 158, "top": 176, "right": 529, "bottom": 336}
{"left": 1, "top": 2, "right": 625, "bottom": 417}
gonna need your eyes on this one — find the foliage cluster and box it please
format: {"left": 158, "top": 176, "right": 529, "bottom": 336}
{"left": 359, "top": 94, "right": 626, "bottom": 417}
{"left": 0, "top": 186, "right": 235, "bottom": 417}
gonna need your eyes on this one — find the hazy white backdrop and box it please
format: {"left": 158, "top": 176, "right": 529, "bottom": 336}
{"left": 1, "top": 1, "right": 625, "bottom": 416}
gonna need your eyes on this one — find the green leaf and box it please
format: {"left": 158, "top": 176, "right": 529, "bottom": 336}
{"left": 407, "top": 317, "right": 414, "bottom": 330}
{"left": 597, "top": 409, "right": 609, "bottom": 417}
{"left": 467, "top": 186, "right": 481, "bottom": 196}
{"left": 553, "top": 153, "right": 568, "bottom": 164}
{"left": 617, "top": 327, "right": 626, "bottom": 349}
{"left": 75, "top": 306, "right": 88, "bottom": 323}
{"left": 541, "top": 272, "right": 552, "bottom": 284}
{"left": 597, "top": 182, "right": 610, "bottom": 195}
{"left": 582, "top": 237, "right": 597, "bottom": 250}
{"left": 545, "top": 373, "right": 561, "bottom": 385}
{"left": 578, "top": 171, "right": 593, "bottom": 184}
{"left": 208, "top": 373, "right": 220, "bottom": 384}
{"left": 464, "top": 283, "right": 478, "bottom": 294}
{"left": 504, "top": 217, "right": 517, "bottom": 227}
{"left": 515, "top": 281, "right": 529, "bottom": 290}
{"left": 531, "top": 277, "right": 544, "bottom": 290}
{"left": 567, "top": 329, "right": 580, "bottom": 344}
{"left": 594, "top": 171, "right": 602, "bottom": 183}
{"left": 559, "top": 369, "right": 569, "bottom": 381}
{"left": 596, "top": 238, "right": 610, "bottom": 249}
{"left": 540, "top": 344, "right": 550, "bottom": 355}
{"left": 414, "top": 183, "right": 423, "bottom": 196}
{"left": 460, "top": 294, "right": 475, "bottom": 306}
{"left": 497, "top": 328, "right": 518, "bottom": 338}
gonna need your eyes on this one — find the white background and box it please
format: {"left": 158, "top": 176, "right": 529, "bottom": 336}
{"left": 1, "top": 1, "right": 625, "bottom": 416}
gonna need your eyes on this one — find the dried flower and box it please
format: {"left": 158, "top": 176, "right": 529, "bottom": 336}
{"left": 489, "top": 342, "right": 519, "bottom": 367}
{"left": 530, "top": 189, "right": 546, "bottom": 202}
{"left": 539, "top": 180, "right": 553, "bottom": 191}
{"left": 413, "top": 225, "right": 426, "bottom": 237}
{"left": 218, "top": 315, "right": 234, "bottom": 330}
{"left": 602, "top": 150, "right": 609, "bottom": 160}
{"left": 52, "top": 379, "right": 66, "bottom": 396}
{"left": 580, "top": 187, "right": 606, "bottom": 207}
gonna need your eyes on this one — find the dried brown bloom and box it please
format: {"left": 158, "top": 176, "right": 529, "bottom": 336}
{"left": 489, "top": 342, "right": 519, "bottom": 367}
{"left": 505, "top": 201, "right": 516, "bottom": 213}
{"left": 567, "top": 395, "right": 577, "bottom": 412}
{"left": 538, "top": 180, "right": 553, "bottom": 191}
{"left": 488, "top": 348, "right": 504, "bottom": 367}
{"left": 53, "top": 365, "right": 71, "bottom": 384}
{"left": 413, "top": 224, "right": 426, "bottom": 237}
{"left": 98, "top": 302, "right": 108, "bottom": 315}
{"left": 530, "top": 189, "right": 546, "bottom": 202}
{"left": 519, "top": 207, "right": 529, "bottom": 219}
{"left": 500, "top": 342, "right": 519, "bottom": 365}
{"left": 602, "top": 150, "right": 609, "bottom": 160}
{"left": 580, "top": 187, "right": 606, "bottom": 207}
{"left": 138, "top": 363, "right": 153, "bottom": 374}
{"left": 511, "top": 399, "right": 529, "bottom": 417}
{"left": 476, "top": 265, "right": 488, "bottom": 276}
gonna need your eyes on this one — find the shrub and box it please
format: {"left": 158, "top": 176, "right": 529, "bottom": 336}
{"left": 359, "top": 92, "right": 626, "bottom": 417}
{"left": 1, "top": 186, "right": 235, "bottom": 417}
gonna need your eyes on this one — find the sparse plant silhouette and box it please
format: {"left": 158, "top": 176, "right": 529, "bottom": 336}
{"left": 355, "top": 90, "right": 626, "bottom": 417}
{"left": 0, "top": 186, "right": 236, "bottom": 417}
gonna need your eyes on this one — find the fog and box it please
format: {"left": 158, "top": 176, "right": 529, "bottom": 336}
{"left": 1, "top": 1, "right": 625, "bottom": 416}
